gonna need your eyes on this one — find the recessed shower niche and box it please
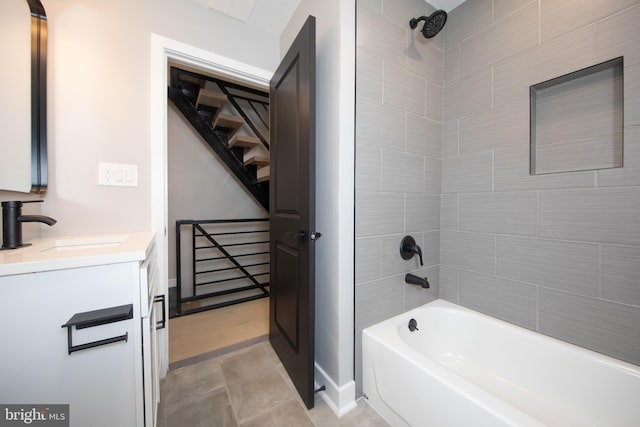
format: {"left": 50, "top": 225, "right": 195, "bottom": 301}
{"left": 530, "top": 57, "right": 623, "bottom": 175}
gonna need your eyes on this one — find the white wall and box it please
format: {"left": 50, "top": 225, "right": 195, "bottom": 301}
{"left": 281, "top": 0, "right": 357, "bottom": 415}
{"left": 0, "top": 0, "right": 279, "bottom": 238}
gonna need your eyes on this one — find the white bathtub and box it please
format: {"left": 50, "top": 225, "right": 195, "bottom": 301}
{"left": 362, "top": 299, "right": 640, "bottom": 427}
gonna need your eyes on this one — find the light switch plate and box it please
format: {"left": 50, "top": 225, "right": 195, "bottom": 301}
{"left": 98, "top": 162, "right": 138, "bottom": 187}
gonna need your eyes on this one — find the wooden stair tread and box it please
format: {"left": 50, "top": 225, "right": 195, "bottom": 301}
{"left": 244, "top": 155, "right": 270, "bottom": 166}
{"left": 230, "top": 135, "right": 261, "bottom": 149}
{"left": 214, "top": 113, "right": 244, "bottom": 127}
{"left": 215, "top": 113, "right": 245, "bottom": 137}
{"left": 178, "top": 73, "right": 206, "bottom": 88}
{"left": 196, "top": 88, "right": 227, "bottom": 110}
{"left": 257, "top": 165, "right": 270, "bottom": 183}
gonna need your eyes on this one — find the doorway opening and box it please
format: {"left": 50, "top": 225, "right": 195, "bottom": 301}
{"left": 167, "top": 66, "right": 270, "bottom": 315}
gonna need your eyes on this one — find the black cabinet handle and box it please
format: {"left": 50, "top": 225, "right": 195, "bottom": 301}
{"left": 154, "top": 295, "right": 166, "bottom": 330}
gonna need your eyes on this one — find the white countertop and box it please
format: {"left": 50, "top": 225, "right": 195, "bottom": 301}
{"left": 0, "top": 232, "right": 155, "bottom": 276}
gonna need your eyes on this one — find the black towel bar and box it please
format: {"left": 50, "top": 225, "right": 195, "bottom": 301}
{"left": 61, "top": 304, "right": 133, "bottom": 354}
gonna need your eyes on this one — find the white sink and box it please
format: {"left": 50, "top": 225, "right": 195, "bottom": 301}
{"left": 41, "top": 235, "right": 129, "bottom": 252}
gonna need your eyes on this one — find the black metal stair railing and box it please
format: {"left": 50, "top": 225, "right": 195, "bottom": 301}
{"left": 174, "top": 218, "right": 269, "bottom": 317}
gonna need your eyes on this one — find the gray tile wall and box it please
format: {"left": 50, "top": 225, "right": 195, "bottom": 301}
{"left": 355, "top": 0, "right": 443, "bottom": 395}
{"left": 441, "top": 0, "right": 640, "bottom": 367}
{"left": 354, "top": 0, "right": 640, "bottom": 397}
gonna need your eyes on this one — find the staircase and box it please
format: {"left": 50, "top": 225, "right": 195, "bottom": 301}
{"left": 168, "top": 68, "right": 270, "bottom": 210}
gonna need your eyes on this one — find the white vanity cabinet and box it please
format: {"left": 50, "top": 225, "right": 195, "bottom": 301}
{"left": 140, "top": 243, "right": 162, "bottom": 427}
{"left": 0, "top": 232, "right": 161, "bottom": 427}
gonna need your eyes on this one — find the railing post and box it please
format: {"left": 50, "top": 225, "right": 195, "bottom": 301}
{"left": 191, "top": 224, "right": 197, "bottom": 299}
{"left": 175, "top": 221, "right": 182, "bottom": 316}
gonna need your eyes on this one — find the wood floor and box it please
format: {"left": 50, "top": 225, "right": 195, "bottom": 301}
{"left": 169, "top": 297, "right": 269, "bottom": 365}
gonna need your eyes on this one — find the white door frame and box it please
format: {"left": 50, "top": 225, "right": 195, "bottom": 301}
{"left": 150, "top": 33, "right": 272, "bottom": 376}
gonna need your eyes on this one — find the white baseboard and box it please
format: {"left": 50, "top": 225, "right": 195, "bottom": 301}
{"left": 314, "top": 363, "right": 357, "bottom": 417}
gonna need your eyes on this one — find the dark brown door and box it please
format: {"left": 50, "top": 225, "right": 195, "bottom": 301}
{"left": 269, "top": 15, "right": 316, "bottom": 409}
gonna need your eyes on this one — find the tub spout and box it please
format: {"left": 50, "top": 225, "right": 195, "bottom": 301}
{"left": 405, "top": 273, "right": 430, "bottom": 289}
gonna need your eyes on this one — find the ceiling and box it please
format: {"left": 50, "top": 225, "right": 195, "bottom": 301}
{"left": 428, "top": 0, "right": 466, "bottom": 11}
{"left": 199, "top": 0, "right": 302, "bottom": 37}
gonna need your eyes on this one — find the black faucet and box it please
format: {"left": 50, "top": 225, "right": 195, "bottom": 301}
{"left": 1, "top": 200, "right": 57, "bottom": 250}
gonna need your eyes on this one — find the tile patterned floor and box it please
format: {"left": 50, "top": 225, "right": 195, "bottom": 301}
{"left": 159, "top": 341, "right": 390, "bottom": 427}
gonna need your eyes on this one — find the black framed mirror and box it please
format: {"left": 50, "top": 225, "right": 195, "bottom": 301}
{"left": 0, "top": 0, "right": 47, "bottom": 193}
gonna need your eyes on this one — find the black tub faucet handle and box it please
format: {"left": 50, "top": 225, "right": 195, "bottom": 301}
{"left": 400, "top": 235, "right": 424, "bottom": 266}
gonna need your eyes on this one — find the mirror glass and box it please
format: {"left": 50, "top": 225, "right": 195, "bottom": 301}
{"left": 0, "top": 0, "right": 47, "bottom": 193}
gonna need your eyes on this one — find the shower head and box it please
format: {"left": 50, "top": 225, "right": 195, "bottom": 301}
{"left": 409, "top": 10, "right": 447, "bottom": 39}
